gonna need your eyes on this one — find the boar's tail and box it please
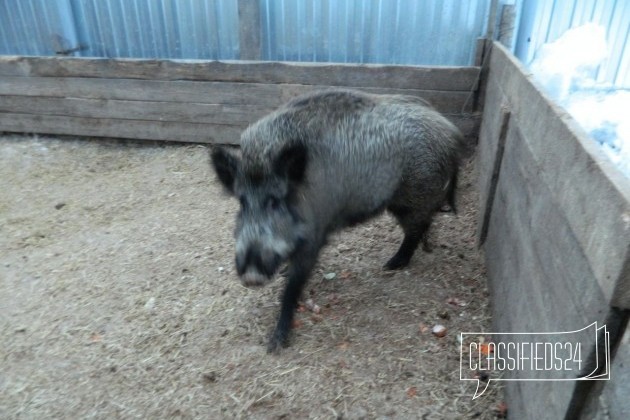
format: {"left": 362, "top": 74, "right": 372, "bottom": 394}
{"left": 446, "top": 128, "right": 468, "bottom": 214}
{"left": 446, "top": 166, "right": 458, "bottom": 214}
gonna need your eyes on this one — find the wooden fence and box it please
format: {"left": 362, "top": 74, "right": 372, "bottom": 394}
{"left": 0, "top": 55, "right": 481, "bottom": 144}
{"left": 477, "top": 41, "right": 630, "bottom": 420}
{"left": 5, "top": 39, "right": 628, "bottom": 420}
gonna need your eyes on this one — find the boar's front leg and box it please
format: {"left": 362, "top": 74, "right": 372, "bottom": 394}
{"left": 267, "top": 241, "right": 320, "bottom": 353}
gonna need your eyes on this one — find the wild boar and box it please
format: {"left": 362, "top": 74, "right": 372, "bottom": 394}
{"left": 211, "top": 89, "right": 465, "bottom": 352}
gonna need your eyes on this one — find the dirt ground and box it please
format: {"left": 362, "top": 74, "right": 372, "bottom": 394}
{"left": 0, "top": 134, "right": 503, "bottom": 419}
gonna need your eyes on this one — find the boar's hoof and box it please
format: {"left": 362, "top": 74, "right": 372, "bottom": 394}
{"left": 383, "top": 254, "right": 411, "bottom": 270}
{"left": 267, "top": 330, "right": 289, "bottom": 354}
{"left": 240, "top": 271, "right": 272, "bottom": 288}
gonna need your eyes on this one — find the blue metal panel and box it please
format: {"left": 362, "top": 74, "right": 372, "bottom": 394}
{"left": 0, "top": 0, "right": 239, "bottom": 59}
{"left": 514, "top": 0, "right": 630, "bottom": 88}
{"left": 260, "top": 0, "right": 491, "bottom": 65}
{"left": 1, "top": 0, "right": 625, "bottom": 78}
{"left": 1, "top": 0, "right": 489, "bottom": 65}
{"left": 0, "top": 0, "right": 79, "bottom": 56}
{"left": 69, "top": 0, "right": 239, "bottom": 59}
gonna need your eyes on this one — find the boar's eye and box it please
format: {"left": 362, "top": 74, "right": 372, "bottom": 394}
{"left": 265, "top": 196, "right": 281, "bottom": 211}
{"left": 239, "top": 195, "right": 249, "bottom": 211}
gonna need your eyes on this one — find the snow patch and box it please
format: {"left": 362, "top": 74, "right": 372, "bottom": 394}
{"left": 529, "top": 24, "right": 630, "bottom": 177}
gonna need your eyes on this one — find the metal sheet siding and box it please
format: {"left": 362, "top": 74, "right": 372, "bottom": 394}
{"left": 70, "top": 0, "right": 239, "bottom": 59}
{"left": 514, "top": 0, "right": 630, "bottom": 88}
{"left": 260, "top": 0, "right": 491, "bottom": 65}
{"left": 0, "top": 0, "right": 239, "bottom": 59}
{"left": 0, "top": 0, "right": 80, "bottom": 56}
{"left": 1, "top": 0, "right": 490, "bottom": 65}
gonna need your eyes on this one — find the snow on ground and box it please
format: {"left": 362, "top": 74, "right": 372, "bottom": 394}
{"left": 529, "top": 24, "right": 630, "bottom": 176}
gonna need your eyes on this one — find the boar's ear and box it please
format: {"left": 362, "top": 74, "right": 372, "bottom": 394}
{"left": 211, "top": 146, "right": 240, "bottom": 193}
{"left": 275, "top": 143, "right": 307, "bottom": 185}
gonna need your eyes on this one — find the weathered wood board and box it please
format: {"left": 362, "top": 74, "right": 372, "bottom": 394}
{"left": 0, "top": 55, "right": 480, "bottom": 90}
{"left": 592, "top": 322, "right": 630, "bottom": 419}
{"left": 0, "top": 112, "right": 243, "bottom": 144}
{"left": 477, "top": 41, "right": 630, "bottom": 420}
{"left": 0, "top": 55, "right": 481, "bottom": 143}
{"left": 0, "top": 77, "right": 473, "bottom": 112}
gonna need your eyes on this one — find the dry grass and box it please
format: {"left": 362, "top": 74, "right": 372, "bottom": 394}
{"left": 0, "top": 135, "right": 503, "bottom": 419}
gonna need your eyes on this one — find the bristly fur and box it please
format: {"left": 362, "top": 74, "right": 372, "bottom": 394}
{"left": 211, "top": 88, "right": 466, "bottom": 353}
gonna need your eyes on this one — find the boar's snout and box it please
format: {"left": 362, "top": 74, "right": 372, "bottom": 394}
{"left": 235, "top": 243, "right": 282, "bottom": 287}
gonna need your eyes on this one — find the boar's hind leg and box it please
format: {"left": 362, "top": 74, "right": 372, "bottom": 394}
{"left": 267, "top": 242, "right": 320, "bottom": 353}
{"left": 385, "top": 205, "right": 433, "bottom": 270}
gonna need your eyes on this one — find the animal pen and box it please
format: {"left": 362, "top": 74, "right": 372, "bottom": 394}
{"left": 1, "top": 1, "right": 629, "bottom": 419}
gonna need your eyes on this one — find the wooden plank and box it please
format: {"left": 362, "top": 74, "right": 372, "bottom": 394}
{"left": 477, "top": 109, "right": 510, "bottom": 245}
{"left": 0, "top": 77, "right": 475, "bottom": 113}
{"left": 0, "top": 77, "right": 295, "bottom": 106}
{"left": 474, "top": 38, "right": 488, "bottom": 67}
{"left": 0, "top": 97, "right": 478, "bottom": 128}
{"left": 0, "top": 112, "right": 243, "bottom": 144}
{"left": 595, "top": 322, "right": 630, "bottom": 419}
{"left": 485, "top": 123, "right": 610, "bottom": 420}
{"left": 238, "top": 0, "right": 261, "bottom": 60}
{"left": 480, "top": 41, "right": 630, "bottom": 419}
{"left": 497, "top": 4, "right": 516, "bottom": 48}
{"left": 0, "top": 110, "right": 479, "bottom": 145}
{"left": 476, "top": 61, "right": 509, "bottom": 244}
{"left": 489, "top": 123, "right": 609, "bottom": 339}
{"left": 0, "top": 55, "right": 481, "bottom": 91}
{"left": 488, "top": 42, "right": 630, "bottom": 308}
{"left": 473, "top": 38, "right": 491, "bottom": 111}
{"left": 567, "top": 310, "right": 629, "bottom": 419}
{"left": 0, "top": 96, "right": 274, "bottom": 125}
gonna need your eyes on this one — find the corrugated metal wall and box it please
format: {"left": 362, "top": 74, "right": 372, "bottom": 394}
{"left": 0, "top": 0, "right": 80, "bottom": 56}
{"left": 260, "top": 0, "right": 491, "bottom": 65}
{"left": 0, "top": 0, "right": 240, "bottom": 59}
{"left": 0, "top": 0, "right": 490, "bottom": 66}
{"left": 513, "top": 0, "right": 630, "bottom": 87}
{"left": 70, "top": 0, "right": 239, "bottom": 59}
{"left": 1, "top": 0, "right": 626, "bottom": 77}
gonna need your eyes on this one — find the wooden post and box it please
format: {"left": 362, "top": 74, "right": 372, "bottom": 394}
{"left": 498, "top": 4, "right": 516, "bottom": 50}
{"left": 238, "top": 0, "right": 262, "bottom": 60}
{"left": 477, "top": 108, "right": 510, "bottom": 246}
{"left": 485, "top": 0, "right": 499, "bottom": 40}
